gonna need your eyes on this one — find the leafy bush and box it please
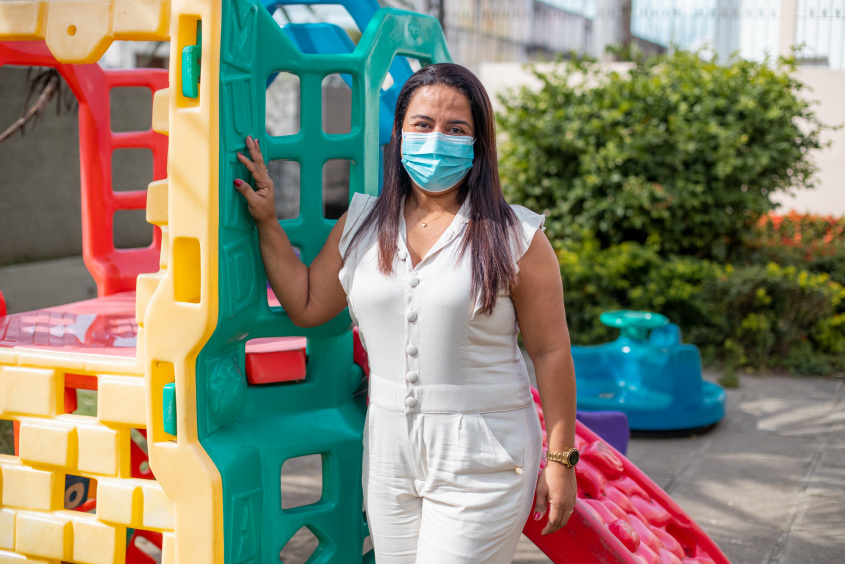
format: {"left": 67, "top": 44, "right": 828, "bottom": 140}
{"left": 557, "top": 235, "right": 718, "bottom": 344}
{"left": 498, "top": 51, "right": 828, "bottom": 260}
{"left": 705, "top": 263, "right": 845, "bottom": 373}
{"left": 558, "top": 239, "right": 845, "bottom": 376}
{"left": 737, "top": 213, "right": 845, "bottom": 286}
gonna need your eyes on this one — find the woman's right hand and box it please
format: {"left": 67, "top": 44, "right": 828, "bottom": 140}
{"left": 234, "top": 135, "right": 277, "bottom": 226}
{"left": 231, "top": 136, "right": 348, "bottom": 328}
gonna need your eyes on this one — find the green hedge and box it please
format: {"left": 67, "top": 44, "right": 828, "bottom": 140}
{"left": 736, "top": 214, "right": 845, "bottom": 286}
{"left": 498, "top": 51, "right": 828, "bottom": 261}
{"left": 558, "top": 237, "right": 845, "bottom": 376}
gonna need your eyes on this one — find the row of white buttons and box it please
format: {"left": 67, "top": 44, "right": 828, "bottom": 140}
{"left": 405, "top": 254, "right": 418, "bottom": 411}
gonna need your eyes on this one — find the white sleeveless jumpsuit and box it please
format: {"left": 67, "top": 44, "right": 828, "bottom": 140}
{"left": 339, "top": 193, "right": 545, "bottom": 563}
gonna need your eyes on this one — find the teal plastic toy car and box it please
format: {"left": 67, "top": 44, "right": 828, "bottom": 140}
{"left": 573, "top": 310, "right": 726, "bottom": 432}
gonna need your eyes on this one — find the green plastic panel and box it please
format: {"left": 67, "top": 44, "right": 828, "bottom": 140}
{"left": 195, "top": 1, "right": 451, "bottom": 562}
{"left": 162, "top": 382, "right": 177, "bottom": 436}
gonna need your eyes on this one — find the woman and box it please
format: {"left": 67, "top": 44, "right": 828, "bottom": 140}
{"left": 234, "top": 63, "right": 577, "bottom": 563}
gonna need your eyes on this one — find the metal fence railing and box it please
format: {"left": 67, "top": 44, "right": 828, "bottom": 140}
{"left": 795, "top": 0, "right": 845, "bottom": 68}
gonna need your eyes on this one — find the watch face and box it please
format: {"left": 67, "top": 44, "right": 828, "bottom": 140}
{"left": 568, "top": 449, "right": 580, "bottom": 466}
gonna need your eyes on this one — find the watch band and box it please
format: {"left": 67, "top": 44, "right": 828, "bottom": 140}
{"left": 546, "top": 448, "right": 580, "bottom": 467}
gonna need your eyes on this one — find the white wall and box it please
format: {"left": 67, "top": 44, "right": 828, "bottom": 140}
{"left": 771, "top": 68, "right": 845, "bottom": 216}
{"left": 480, "top": 62, "right": 845, "bottom": 217}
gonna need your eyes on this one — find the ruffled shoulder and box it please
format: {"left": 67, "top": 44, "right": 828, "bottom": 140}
{"left": 339, "top": 192, "right": 378, "bottom": 256}
{"left": 509, "top": 204, "right": 546, "bottom": 262}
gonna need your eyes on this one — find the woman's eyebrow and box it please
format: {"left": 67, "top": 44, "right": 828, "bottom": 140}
{"left": 409, "top": 114, "right": 434, "bottom": 121}
{"left": 448, "top": 119, "right": 471, "bottom": 126}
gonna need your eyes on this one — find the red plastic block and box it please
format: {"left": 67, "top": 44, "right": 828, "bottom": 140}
{"left": 244, "top": 337, "right": 307, "bottom": 384}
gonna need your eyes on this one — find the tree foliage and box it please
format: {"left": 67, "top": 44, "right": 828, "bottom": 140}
{"left": 556, "top": 234, "right": 845, "bottom": 376}
{"left": 497, "top": 51, "right": 829, "bottom": 260}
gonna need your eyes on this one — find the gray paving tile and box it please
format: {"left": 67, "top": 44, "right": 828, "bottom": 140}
{"left": 827, "top": 430, "right": 845, "bottom": 445}
{"left": 625, "top": 436, "right": 703, "bottom": 476}
{"left": 678, "top": 452, "right": 809, "bottom": 491}
{"left": 637, "top": 471, "right": 676, "bottom": 492}
{"left": 279, "top": 525, "right": 320, "bottom": 563}
{"left": 805, "top": 467, "right": 845, "bottom": 500}
{"left": 723, "top": 387, "right": 744, "bottom": 413}
{"left": 738, "top": 375, "right": 843, "bottom": 400}
{"left": 818, "top": 442, "right": 845, "bottom": 465}
{"left": 793, "top": 496, "right": 845, "bottom": 534}
{"left": 705, "top": 432, "right": 819, "bottom": 464}
{"left": 806, "top": 444, "right": 845, "bottom": 499}
{"left": 777, "top": 529, "right": 845, "bottom": 564}
{"left": 669, "top": 480, "right": 801, "bottom": 530}
{"left": 281, "top": 454, "right": 323, "bottom": 510}
{"left": 721, "top": 399, "right": 839, "bottom": 438}
{"left": 700, "top": 522, "right": 782, "bottom": 564}
{"left": 512, "top": 535, "right": 551, "bottom": 563}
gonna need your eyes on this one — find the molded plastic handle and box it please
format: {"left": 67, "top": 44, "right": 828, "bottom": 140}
{"left": 599, "top": 310, "right": 669, "bottom": 341}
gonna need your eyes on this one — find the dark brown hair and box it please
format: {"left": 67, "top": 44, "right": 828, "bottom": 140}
{"left": 346, "top": 63, "right": 520, "bottom": 313}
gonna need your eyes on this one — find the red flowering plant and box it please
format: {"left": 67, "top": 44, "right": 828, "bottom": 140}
{"left": 743, "top": 212, "right": 845, "bottom": 287}
{"left": 757, "top": 212, "right": 845, "bottom": 253}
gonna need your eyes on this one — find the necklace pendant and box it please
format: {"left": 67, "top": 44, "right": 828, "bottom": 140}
{"left": 421, "top": 222, "right": 427, "bottom": 227}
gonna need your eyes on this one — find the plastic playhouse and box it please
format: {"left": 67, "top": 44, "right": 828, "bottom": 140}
{"left": 573, "top": 310, "right": 727, "bottom": 432}
{"left": 0, "top": 1, "right": 729, "bottom": 562}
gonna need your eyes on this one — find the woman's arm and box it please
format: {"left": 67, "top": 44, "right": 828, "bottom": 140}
{"left": 511, "top": 229, "right": 577, "bottom": 536}
{"left": 234, "top": 135, "right": 349, "bottom": 327}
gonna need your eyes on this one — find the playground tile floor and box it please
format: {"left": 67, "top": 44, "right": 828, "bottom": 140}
{"left": 2, "top": 257, "right": 844, "bottom": 564}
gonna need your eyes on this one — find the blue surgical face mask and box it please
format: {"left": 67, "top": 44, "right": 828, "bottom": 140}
{"left": 401, "top": 131, "right": 475, "bottom": 192}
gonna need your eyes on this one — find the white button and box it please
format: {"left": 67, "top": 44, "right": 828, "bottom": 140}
{"left": 406, "top": 311, "right": 418, "bottom": 322}
{"left": 406, "top": 344, "right": 418, "bottom": 356}
{"left": 406, "top": 371, "right": 418, "bottom": 383}
{"left": 409, "top": 277, "right": 420, "bottom": 287}
{"left": 398, "top": 250, "right": 407, "bottom": 260}
{"left": 405, "top": 396, "right": 417, "bottom": 407}
{"left": 515, "top": 467, "right": 523, "bottom": 475}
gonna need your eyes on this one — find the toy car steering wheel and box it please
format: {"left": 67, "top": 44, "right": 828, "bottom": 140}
{"left": 599, "top": 310, "right": 669, "bottom": 341}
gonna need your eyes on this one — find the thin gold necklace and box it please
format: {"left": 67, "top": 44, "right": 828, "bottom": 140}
{"left": 416, "top": 210, "right": 448, "bottom": 228}
{"left": 410, "top": 200, "right": 458, "bottom": 228}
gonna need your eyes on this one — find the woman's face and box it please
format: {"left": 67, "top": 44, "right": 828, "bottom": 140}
{"left": 401, "top": 84, "right": 475, "bottom": 195}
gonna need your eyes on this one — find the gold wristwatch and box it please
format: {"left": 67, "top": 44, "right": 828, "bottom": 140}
{"left": 545, "top": 448, "right": 580, "bottom": 467}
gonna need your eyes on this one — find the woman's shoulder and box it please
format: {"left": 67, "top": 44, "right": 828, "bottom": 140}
{"left": 350, "top": 192, "right": 378, "bottom": 215}
{"left": 346, "top": 192, "right": 379, "bottom": 230}
{"left": 508, "top": 204, "right": 546, "bottom": 260}
{"left": 340, "top": 192, "right": 379, "bottom": 255}
{"left": 508, "top": 204, "right": 546, "bottom": 239}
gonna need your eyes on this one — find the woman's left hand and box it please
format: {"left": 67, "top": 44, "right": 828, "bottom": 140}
{"left": 533, "top": 461, "right": 577, "bottom": 535}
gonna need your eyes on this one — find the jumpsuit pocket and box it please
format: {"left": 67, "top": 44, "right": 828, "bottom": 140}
{"left": 479, "top": 410, "right": 527, "bottom": 470}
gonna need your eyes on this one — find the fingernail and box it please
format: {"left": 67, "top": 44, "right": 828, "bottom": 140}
{"left": 533, "top": 511, "right": 542, "bottom": 521}
{"left": 237, "top": 152, "right": 244, "bottom": 157}
{"left": 234, "top": 179, "right": 243, "bottom": 187}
